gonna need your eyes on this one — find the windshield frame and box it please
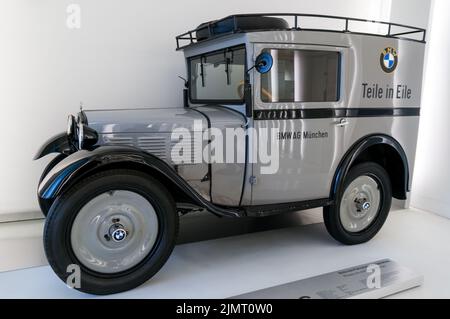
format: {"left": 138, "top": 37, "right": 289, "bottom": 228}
{"left": 188, "top": 44, "right": 247, "bottom": 105}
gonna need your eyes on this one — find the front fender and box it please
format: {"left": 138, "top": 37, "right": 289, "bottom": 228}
{"left": 34, "top": 132, "right": 74, "bottom": 160}
{"left": 38, "top": 145, "right": 243, "bottom": 217}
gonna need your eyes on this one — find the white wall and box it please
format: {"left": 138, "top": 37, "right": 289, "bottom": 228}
{"left": 411, "top": 0, "right": 450, "bottom": 218}
{"left": 0, "top": 0, "right": 430, "bottom": 221}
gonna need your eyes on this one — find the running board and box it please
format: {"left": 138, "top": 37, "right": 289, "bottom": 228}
{"left": 245, "top": 198, "right": 333, "bottom": 217}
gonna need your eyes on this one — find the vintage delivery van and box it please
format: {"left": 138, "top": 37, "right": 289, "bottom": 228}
{"left": 34, "top": 14, "right": 426, "bottom": 294}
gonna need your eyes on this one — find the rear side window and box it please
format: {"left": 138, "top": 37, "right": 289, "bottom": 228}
{"left": 260, "top": 49, "right": 340, "bottom": 103}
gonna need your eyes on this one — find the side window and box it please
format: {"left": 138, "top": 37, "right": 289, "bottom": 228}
{"left": 260, "top": 49, "right": 340, "bottom": 103}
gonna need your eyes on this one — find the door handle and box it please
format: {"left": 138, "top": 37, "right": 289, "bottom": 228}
{"left": 336, "top": 118, "right": 349, "bottom": 127}
{"left": 241, "top": 117, "right": 250, "bottom": 129}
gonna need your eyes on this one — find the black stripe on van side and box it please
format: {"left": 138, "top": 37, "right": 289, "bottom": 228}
{"left": 253, "top": 108, "right": 420, "bottom": 120}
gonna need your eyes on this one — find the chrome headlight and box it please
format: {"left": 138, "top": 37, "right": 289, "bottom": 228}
{"left": 66, "top": 113, "right": 98, "bottom": 150}
{"left": 77, "top": 121, "right": 84, "bottom": 149}
{"left": 67, "top": 115, "right": 76, "bottom": 136}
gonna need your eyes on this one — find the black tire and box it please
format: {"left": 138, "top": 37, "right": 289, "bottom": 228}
{"left": 38, "top": 154, "right": 67, "bottom": 217}
{"left": 44, "top": 169, "right": 178, "bottom": 295}
{"left": 323, "top": 162, "right": 392, "bottom": 245}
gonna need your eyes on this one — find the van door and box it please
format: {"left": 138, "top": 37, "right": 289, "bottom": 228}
{"left": 194, "top": 106, "right": 247, "bottom": 207}
{"left": 251, "top": 44, "right": 347, "bottom": 205}
{"left": 186, "top": 45, "right": 249, "bottom": 207}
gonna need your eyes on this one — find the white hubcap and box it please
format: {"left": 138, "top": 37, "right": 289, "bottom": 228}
{"left": 339, "top": 175, "right": 381, "bottom": 233}
{"left": 70, "top": 190, "right": 159, "bottom": 274}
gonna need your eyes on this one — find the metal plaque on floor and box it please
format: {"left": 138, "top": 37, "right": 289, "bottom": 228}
{"left": 231, "top": 259, "right": 423, "bottom": 299}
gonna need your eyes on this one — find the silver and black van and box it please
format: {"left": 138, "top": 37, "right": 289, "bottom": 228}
{"left": 35, "top": 14, "right": 426, "bottom": 294}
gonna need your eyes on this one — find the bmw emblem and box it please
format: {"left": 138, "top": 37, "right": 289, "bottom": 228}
{"left": 380, "top": 47, "right": 398, "bottom": 73}
{"left": 112, "top": 228, "right": 127, "bottom": 242}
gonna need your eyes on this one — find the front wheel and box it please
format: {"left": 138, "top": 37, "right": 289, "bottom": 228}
{"left": 323, "top": 162, "right": 392, "bottom": 245}
{"left": 44, "top": 169, "right": 178, "bottom": 295}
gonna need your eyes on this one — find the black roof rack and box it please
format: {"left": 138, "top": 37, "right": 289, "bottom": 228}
{"left": 176, "top": 13, "right": 426, "bottom": 50}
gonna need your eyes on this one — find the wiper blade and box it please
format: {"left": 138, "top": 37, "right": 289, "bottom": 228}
{"left": 224, "top": 50, "right": 234, "bottom": 86}
{"left": 225, "top": 57, "right": 230, "bottom": 85}
{"left": 200, "top": 56, "right": 206, "bottom": 87}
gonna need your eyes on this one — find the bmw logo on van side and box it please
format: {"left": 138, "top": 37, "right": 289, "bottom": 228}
{"left": 380, "top": 47, "right": 398, "bottom": 73}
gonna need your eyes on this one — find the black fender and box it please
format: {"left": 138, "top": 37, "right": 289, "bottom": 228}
{"left": 330, "top": 134, "right": 410, "bottom": 200}
{"left": 34, "top": 132, "right": 74, "bottom": 160}
{"left": 34, "top": 132, "right": 73, "bottom": 215}
{"left": 38, "top": 153, "right": 68, "bottom": 215}
{"left": 38, "top": 145, "right": 243, "bottom": 218}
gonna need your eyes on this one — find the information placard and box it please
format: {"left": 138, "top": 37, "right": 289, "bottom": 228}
{"left": 231, "top": 259, "right": 423, "bottom": 299}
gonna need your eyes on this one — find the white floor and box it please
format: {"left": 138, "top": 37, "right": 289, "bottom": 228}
{"left": 0, "top": 207, "right": 449, "bottom": 299}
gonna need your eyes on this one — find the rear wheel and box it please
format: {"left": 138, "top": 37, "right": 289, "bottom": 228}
{"left": 323, "top": 162, "right": 392, "bottom": 245}
{"left": 44, "top": 169, "right": 178, "bottom": 295}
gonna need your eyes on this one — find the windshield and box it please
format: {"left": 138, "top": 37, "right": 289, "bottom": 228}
{"left": 189, "top": 46, "right": 246, "bottom": 103}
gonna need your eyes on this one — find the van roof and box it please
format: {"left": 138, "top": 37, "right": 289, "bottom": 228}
{"left": 176, "top": 13, "right": 426, "bottom": 50}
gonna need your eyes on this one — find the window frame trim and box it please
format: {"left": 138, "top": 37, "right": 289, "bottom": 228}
{"left": 188, "top": 44, "right": 248, "bottom": 105}
{"left": 257, "top": 47, "right": 343, "bottom": 105}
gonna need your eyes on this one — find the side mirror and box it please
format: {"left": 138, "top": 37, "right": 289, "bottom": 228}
{"left": 243, "top": 52, "right": 273, "bottom": 118}
{"left": 255, "top": 52, "right": 273, "bottom": 74}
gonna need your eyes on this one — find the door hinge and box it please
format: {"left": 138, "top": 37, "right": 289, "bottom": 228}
{"left": 249, "top": 176, "right": 257, "bottom": 185}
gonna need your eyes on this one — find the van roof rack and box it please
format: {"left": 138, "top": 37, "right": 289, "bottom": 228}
{"left": 176, "top": 13, "right": 426, "bottom": 50}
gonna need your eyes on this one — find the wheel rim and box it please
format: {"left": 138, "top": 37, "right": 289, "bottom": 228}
{"left": 339, "top": 175, "right": 381, "bottom": 233}
{"left": 70, "top": 190, "right": 159, "bottom": 274}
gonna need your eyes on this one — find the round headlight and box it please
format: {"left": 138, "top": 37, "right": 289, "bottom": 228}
{"left": 77, "top": 110, "right": 88, "bottom": 125}
{"left": 76, "top": 123, "right": 98, "bottom": 150}
{"left": 77, "top": 122, "right": 84, "bottom": 149}
{"left": 66, "top": 113, "right": 97, "bottom": 150}
{"left": 67, "top": 115, "right": 76, "bottom": 136}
